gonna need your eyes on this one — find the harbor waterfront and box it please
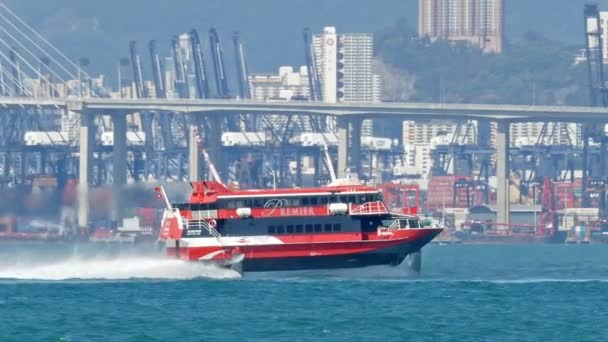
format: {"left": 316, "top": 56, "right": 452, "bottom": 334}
{"left": 0, "top": 243, "right": 606, "bottom": 341}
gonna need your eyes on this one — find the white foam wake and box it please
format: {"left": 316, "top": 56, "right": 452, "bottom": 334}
{"left": 0, "top": 256, "right": 241, "bottom": 281}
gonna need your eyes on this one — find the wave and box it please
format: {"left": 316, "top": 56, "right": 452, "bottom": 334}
{"left": 0, "top": 256, "right": 241, "bottom": 281}
{"left": 478, "top": 278, "right": 608, "bottom": 284}
{"left": 365, "top": 278, "right": 608, "bottom": 284}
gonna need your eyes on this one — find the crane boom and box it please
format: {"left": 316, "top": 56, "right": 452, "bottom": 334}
{"left": 171, "top": 35, "right": 189, "bottom": 98}
{"left": 189, "top": 29, "right": 210, "bottom": 99}
{"left": 128, "top": 41, "right": 153, "bottom": 150}
{"left": 232, "top": 32, "right": 250, "bottom": 99}
{"left": 148, "top": 40, "right": 166, "bottom": 99}
{"left": 303, "top": 28, "right": 322, "bottom": 101}
{"left": 209, "top": 27, "right": 230, "bottom": 98}
{"left": 128, "top": 41, "right": 148, "bottom": 99}
{"left": 322, "top": 143, "right": 336, "bottom": 183}
{"left": 148, "top": 40, "right": 175, "bottom": 150}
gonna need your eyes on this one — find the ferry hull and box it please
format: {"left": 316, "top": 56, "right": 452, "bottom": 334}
{"left": 167, "top": 228, "right": 441, "bottom": 272}
{"left": 239, "top": 243, "right": 417, "bottom": 272}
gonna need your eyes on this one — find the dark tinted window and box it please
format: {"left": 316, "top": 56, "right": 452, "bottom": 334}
{"left": 302, "top": 197, "right": 309, "bottom": 206}
{"left": 268, "top": 226, "right": 276, "bottom": 234}
{"left": 319, "top": 197, "right": 329, "bottom": 205}
{"left": 295, "top": 224, "right": 303, "bottom": 233}
{"left": 305, "top": 224, "right": 313, "bottom": 233}
{"left": 324, "top": 224, "right": 332, "bottom": 232}
{"left": 333, "top": 224, "right": 341, "bottom": 232}
{"left": 175, "top": 203, "right": 190, "bottom": 210}
{"left": 314, "top": 224, "right": 323, "bottom": 232}
{"left": 310, "top": 197, "right": 318, "bottom": 205}
{"left": 277, "top": 225, "right": 285, "bottom": 234}
{"left": 286, "top": 225, "right": 294, "bottom": 233}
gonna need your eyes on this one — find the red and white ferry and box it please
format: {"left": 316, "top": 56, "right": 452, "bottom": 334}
{"left": 156, "top": 180, "right": 442, "bottom": 273}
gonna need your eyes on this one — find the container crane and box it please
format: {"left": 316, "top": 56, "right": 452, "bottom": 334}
{"left": 148, "top": 40, "right": 175, "bottom": 151}
{"left": 209, "top": 27, "right": 230, "bottom": 98}
{"left": 148, "top": 40, "right": 166, "bottom": 99}
{"left": 583, "top": 3, "right": 608, "bottom": 214}
{"left": 128, "top": 41, "right": 154, "bottom": 151}
{"left": 171, "top": 35, "right": 189, "bottom": 98}
{"left": 128, "top": 41, "right": 148, "bottom": 99}
{"left": 189, "top": 29, "right": 210, "bottom": 99}
{"left": 303, "top": 28, "right": 322, "bottom": 102}
{"left": 232, "top": 32, "right": 249, "bottom": 100}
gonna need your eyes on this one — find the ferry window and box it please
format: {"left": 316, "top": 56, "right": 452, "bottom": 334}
{"left": 268, "top": 226, "right": 276, "bottom": 234}
{"left": 333, "top": 224, "right": 341, "bottom": 232}
{"left": 175, "top": 203, "right": 190, "bottom": 210}
{"left": 295, "top": 224, "right": 304, "bottom": 233}
{"left": 289, "top": 198, "right": 302, "bottom": 207}
{"left": 324, "top": 224, "right": 332, "bottom": 232}
{"left": 382, "top": 219, "right": 394, "bottom": 228}
{"left": 277, "top": 225, "right": 285, "bottom": 234}
{"left": 339, "top": 195, "right": 348, "bottom": 203}
{"left": 408, "top": 219, "right": 419, "bottom": 229}
{"left": 348, "top": 195, "right": 357, "bottom": 204}
{"left": 319, "top": 196, "right": 328, "bottom": 205}
{"left": 302, "top": 197, "right": 310, "bottom": 206}
{"left": 310, "top": 197, "right": 318, "bottom": 205}
{"left": 235, "top": 200, "right": 247, "bottom": 208}
{"left": 314, "top": 224, "right": 323, "bottom": 232}
{"left": 305, "top": 224, "right": 313, "bottom": 233}
{"left": 253, "top": 199, "right": 264, "bottom": 208}
{"left": 286, "top": 225, "right": 294, "bottom": 233}
{"left": 226, "top": 200, "right": 237, "bottom": 209}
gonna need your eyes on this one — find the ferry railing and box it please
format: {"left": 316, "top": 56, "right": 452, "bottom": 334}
{"left": 387, "top": 220, "right": 402, "bottom": 231}
{"left": 386, "top": 218, "right": 421, "bottom": 231}
{"left": 188, "top": 219, "right": 222, "bottom": 243}
{"left": 350, "top": 201, "right": 389, "bottom": 215}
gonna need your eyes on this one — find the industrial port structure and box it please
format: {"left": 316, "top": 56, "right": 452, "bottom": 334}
{"left": 0, "top": 3, "right": 607, "bottom": 242}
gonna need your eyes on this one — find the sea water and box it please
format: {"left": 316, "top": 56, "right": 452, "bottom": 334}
{"left": 0, "top": 243, "right": 606, "bottom": 341}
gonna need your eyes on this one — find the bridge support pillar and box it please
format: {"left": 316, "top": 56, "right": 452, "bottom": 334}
{"left": 350, "top": 118, "right": 362, "bottom": 178}
{"left": 78, "top": 112, "right": 95, "bottom": 230}
{"left": 337, "top": 116, "right": 348, "bottom": 178}
{"left": 188, "top": 115, "right": 201, "bottom": 182}
{"left": 112, "top": 113, "right": 127, "bottom": 223}
{"left": 496, "top": 120, "right": 510, "bottom": 227}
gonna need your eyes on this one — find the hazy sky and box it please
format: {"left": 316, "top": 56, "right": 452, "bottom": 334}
{"left": 3, "top": 0, "right": 608, "bottom": 76}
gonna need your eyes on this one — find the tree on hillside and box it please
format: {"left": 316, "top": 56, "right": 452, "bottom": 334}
{"left": 374, "top": 19, "right": 588, "bottom": 106}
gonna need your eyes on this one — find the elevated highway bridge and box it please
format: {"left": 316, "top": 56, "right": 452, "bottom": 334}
{"left": 1, "top": 96, "right": 605, "bottom": 229}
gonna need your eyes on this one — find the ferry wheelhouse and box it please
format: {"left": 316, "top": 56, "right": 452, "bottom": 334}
{"left": 156, "top": 180, "right": 442, "bottom": 272}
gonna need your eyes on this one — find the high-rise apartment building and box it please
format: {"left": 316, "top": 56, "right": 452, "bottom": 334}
{"left": 418, "top": 0, "right": 504, "bottom": 54}
{"left": 598, "top": 12, "right": 608, "bottom": 61}
{"left": 312, "top": 27, "right": 381, "bottom": 135}
{"left": 248, "top": 66, "right": 310, "bottom": 101}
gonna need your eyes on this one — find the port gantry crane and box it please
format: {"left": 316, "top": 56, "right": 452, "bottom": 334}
{"left": 583, "top": 3, "right": 608, "bottom": 216}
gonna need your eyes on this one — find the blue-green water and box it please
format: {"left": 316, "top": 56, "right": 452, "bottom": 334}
{"left": 0, "top": 243, "right": 607, "bottom": 341}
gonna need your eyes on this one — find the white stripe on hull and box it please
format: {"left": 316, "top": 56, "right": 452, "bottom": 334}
{"left": 181, "top": 235, "right": 284, "bottom": 247}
